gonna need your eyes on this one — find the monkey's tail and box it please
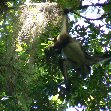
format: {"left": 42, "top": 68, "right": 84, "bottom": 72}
{"left": 87, "top": 55, "right": 111, "bottom": 65}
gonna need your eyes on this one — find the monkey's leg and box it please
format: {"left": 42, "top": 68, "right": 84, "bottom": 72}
{"left": 59, "top": 59, "right": 71, "bottom": 91}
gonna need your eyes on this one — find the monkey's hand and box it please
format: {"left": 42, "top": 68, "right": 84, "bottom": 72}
{"left": 44, "top": 47, "right": 54, "bottom": 57}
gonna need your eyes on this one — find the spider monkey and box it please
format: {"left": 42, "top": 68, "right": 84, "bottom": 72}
{"left": 48, "top": 9, "right": 111, "bottom": 91}
{"left": 51, "top": 9, "right": 90, "bottom": 78}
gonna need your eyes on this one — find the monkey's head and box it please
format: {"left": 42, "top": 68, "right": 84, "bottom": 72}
{"left": 58, "top": 34, "right": 70, "bottom": 47}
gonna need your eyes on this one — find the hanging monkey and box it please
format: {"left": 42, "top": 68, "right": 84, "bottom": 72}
{"left": 46, "top": 9, "right": 111, "bottom": 91}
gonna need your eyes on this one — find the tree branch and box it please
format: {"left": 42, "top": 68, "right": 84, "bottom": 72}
{"left": 78, "top": 2, "right": 111, "bottom": 10}
{"left": 73, "top": 11, "right": 109, "bottom": 21}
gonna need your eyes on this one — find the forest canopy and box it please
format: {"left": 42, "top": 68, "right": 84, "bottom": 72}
{"left": 0, "top": 0, "right": 111, "bottom": 111}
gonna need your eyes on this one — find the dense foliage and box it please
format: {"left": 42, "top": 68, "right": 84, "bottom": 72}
{"left": 0, "top": 0, "right": 111, "bottom": 111}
